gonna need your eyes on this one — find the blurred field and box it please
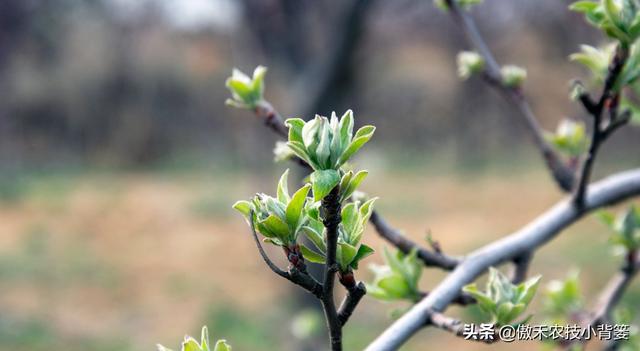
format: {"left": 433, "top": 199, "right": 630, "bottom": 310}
{"left": 0, "top": 156, "right": 638, "bottom": 351}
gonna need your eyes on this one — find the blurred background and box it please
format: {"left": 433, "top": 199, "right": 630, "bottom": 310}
{"left": 0, "top": 0, "right": 638, "bottom": 350}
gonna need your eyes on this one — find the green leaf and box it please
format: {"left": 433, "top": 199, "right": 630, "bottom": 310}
{"left": 341, "top": 203, "right": 359, "bottom": 236}
{"left": 201, "top": 326, "right": 210, "bottom": 351}
{"left": 354, "top": 125, "right": 376, "bottom": 139}
{"left": 377, "top": 274, "right": 411, "bottom": 299}
{"left": 463, "top": 284, "right": 496, "bottom": 314}
{"left": 262, "top": 237, "right": 283, "bottom": 246}
{"left": 286, "top": 141, "right": 316, "bottom": 168}
{"left": 366, "top": 287, "right": 392, "bottom": 300}
{"left": 596, "top": 210, "right": 616, "bottom": 229}
{"left": 251, "top": 65, "right": 267, "bottom": 97}
{"left": 182, "top": 337, "right": 202, "bottom": 351}
{"left": 232, "top": 201, "right": 252, "bottom": 217}
{"left": 315, "top": 119, "right": 332, "bottom": 168}
{"left": 302, "top": 116, "right": 322, "bottom": 150}
{"left": 500, "top": 65, "right": 527, "bottom": 87}
{"left": 213, "top": 340, "right": 232, "bottom": 351}
{"left": 302, "top": 226, "right": 326, "bottom": 252}
{"left": 300, "top": 244, "right": 326, "bottom": 264}
{"left": 359, "top": 197, "right": 377, "bottom": 222}
{"left": 277, "top": 169, "right": 290, "bottom": 203}
{"left": 338, "top": 242, "right": 358, "bottom": 270}
{"left": 255, "top": 222, "right": 279, "bottom": 239}
{"left": 457, "top": 51, "right": 485, "bottom": 79}
{"left": 340, "top": 171, "right": 354, "bottom": 187}
{"left": 569, "top": 1, "right": 600, "bottom": 13}
{"left": 604, "top": 0, "right": 625, "bottom": 31}
{"left": 310, "top": 169, "right": 340, "bottom": 201}
{"left": 260, "top": 215, "right": 290, "bottom": 240}
{"left": 226, "top": 79, "right": 252, "bottom": 102}
{"left": 330, "top": 112, "right": 343, "bottom": 166}
{"left": 157, "top": 345, "right": 173, "bottom": 351}
{"left": 337, "top": 129, "right": 375, "bottom": 166}
{"left": 496, "top": 301, "right": 515, "bottom": 325}
{"left": 508, "top": 303, "right": 527, "bottom": 325}
{"left": 285, "top": 118, "right": 306, "bottom": 144}
{"left": 350, "top": 244, "right": 375, "bottom": 269}
{"left": 286, "top": 184, "right": 311, "bottom": 230}
{"left": 341, "top": 170, "right": 368, "bottom": 202}
{"left": 339, "top": 110, "right": 354, "bottom": 152}
{"left": 339, "top": 171, "right": 354, "bottom": 197}
{"left": 519, "top": 275, "right": 541, "bottom": 306}
{"left": 382, "top": 246, "right": 405, "bottom": 276}
{"left": 569, "top": 44, "right": 611, "bottom": 78}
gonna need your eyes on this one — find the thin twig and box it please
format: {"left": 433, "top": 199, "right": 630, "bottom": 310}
{"left": 248, "top": 211, "right": 323, "bottom": 298}
{"left": 511, "top": 251, "right": 533, "bottom": 284}
{"left": 589, "top": 251, "right": 639, "bottom": 326}
{"left": 337, "top": 281, "right": 367, "bottom": 326}
{"left": 254, "top": 101, "right": 288, "bottom": 138}
{"left": 559, "top": 250, "right": 639, "bottom": 350}
{"left": 370, "top": 211, "right": 460, "bottom": 270}
{"left": 574, "top": 45, "right": 631, "bottom": 208}
{"left": 249, "top": 211, "right": 289, "bottom": 279}
{"left": 444, "top": 0, "right": 575, "bottom": 192}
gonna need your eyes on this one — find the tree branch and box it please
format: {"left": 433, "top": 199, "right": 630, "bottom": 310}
{"left": 419, "top": 291, "right": 476, "bottom": 306}
{"left": 589, "top": 251, "right": 639, "bottom": 326}
{"left": 366, "top": 168, "right": 640, "bottom": 351}
{"left": 321, "top": 186, "right": 343, "bottom": 350}
{"left": 444, "top": 0, "right": 575, "bottom": 192}
{"left": 254, "top": 101, "right": 288, "bottom": 138}
{"left": 558, "top": 250, "right": 639, "bottom": 350}
{"left": 511, "top": 251, "right": 533, "bottom": 284}
{"left": 573, "top": 45, "right": 631, "bottom": 207}
{"left": 337, "top": 281, "right": 367, "bottom": 326}
{"left": 370, "top": 211, "right": 460, "bottom": 270}
{"left": 248, "top": 211, "right": 323, "bottom": 298}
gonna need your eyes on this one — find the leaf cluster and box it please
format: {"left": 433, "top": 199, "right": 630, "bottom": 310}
{"left": 367, "top": 248, "right": 424, "bottom": 302}
{"left": 233, "top": 170, "right": 311, "bottom": 248}
{"left": 225, "top": 66, "right": 267, "bottom": 110}
{"left": 597, "top": 205, "right": 640, "bottom": 251}
{"left": 463, "top": 268, "right": 541, "bottom": 326}
{"left": 157, "top": 326, "right": 231, "bottom": 351}
{"left": 545, "top": 119, "right": 589, "bottom": 157}
{"left": 571, "top": 0, "right": 640, "bottom": 47}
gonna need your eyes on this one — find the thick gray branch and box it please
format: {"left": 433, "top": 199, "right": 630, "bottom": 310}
{"left": 366, "top": 168, "right": 640, "bottom": 351}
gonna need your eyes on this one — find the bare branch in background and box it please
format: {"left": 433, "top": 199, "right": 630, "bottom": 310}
{"left": 444, "top": 0, "right": 575, "bottom": 192}
{"left": 558, "top": 249, "right": 639, "bottom": 350}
